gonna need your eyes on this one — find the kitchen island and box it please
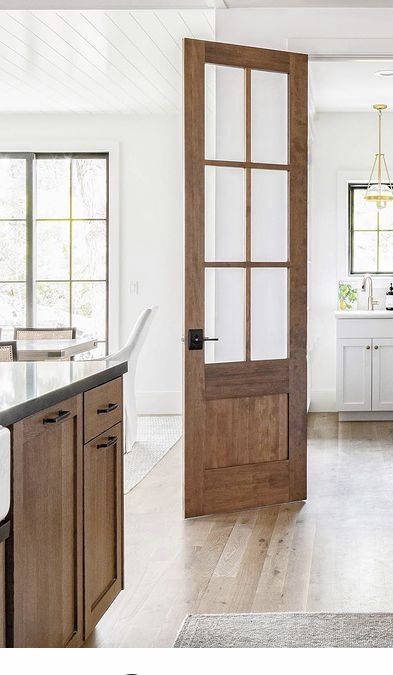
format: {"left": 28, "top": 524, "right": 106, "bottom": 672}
{"left": 0, "top": 360, "right": 127, "bottom": 648}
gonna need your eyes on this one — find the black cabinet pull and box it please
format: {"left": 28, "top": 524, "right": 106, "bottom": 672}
{"left": 97, "top": 435, "right": 118, "bottom": 449}
{"left": 43, "top": 410, "right": 71, "bottom": 425}
{"left": 97, "top": 402, "right": 119, "bottom": 415}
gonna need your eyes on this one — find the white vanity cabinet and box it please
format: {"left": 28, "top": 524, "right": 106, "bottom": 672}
{"left": 336, "top": 312, "right": 393, "bottom": 419}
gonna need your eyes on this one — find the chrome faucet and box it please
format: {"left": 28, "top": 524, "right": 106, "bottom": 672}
{"left": 361, "top": 274, "right": 379, "bottom": 311}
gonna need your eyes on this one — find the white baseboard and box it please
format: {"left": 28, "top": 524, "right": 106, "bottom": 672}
{"left": 339, "top": 411, "right": 393, "bottom": 421}
{"left": 136, "top": 390, "right": 182, "bottom": 415}
{"left": 310, "top": 389, "right": 336, "bottom": 412}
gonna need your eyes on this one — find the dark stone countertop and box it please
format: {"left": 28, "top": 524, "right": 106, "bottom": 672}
{"left": 0, "top": 360, "right": 127, "bottom": 427}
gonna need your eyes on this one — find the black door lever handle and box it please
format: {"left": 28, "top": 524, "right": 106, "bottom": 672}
{"left": 188, "top": 329, "right": 219, "bottom": 350}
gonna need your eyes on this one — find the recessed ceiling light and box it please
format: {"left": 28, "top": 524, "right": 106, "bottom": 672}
{"left": 375, "top": 70, "right": 393, "bottom": 77}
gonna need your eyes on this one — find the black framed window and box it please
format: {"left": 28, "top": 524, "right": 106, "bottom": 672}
{"left": 0, "top": 152, "right": 109, "bottom": 357}
{"left": 349, "top": 183, "right": 393, "bottom": 275}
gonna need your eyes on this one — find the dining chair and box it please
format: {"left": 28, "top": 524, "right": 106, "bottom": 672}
{"left": 0, "top": 341, "right": 17, "bottom": 362}
{"left": 13, "top": 327, "right": 77, "bottom": 340}
{"left": 93, "top": 306, "right": 158, "bottom": 451}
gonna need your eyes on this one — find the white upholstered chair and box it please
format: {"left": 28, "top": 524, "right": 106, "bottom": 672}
{"left": 93, "top": 306, "right": 157, "bottom": 450}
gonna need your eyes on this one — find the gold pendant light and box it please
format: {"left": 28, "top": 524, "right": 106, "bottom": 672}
{"left": 364, "top": 104, "right": 393, "bottom": 210}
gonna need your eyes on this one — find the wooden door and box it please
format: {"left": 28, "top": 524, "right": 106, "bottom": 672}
{"left": 372, "top": 338, "right": 393, "bottom": 410}
{"left": 336, "top": 338, "right": 372, "bottom": 412}
{"left": 11, "top": 396, "right": 83, "bottom": 647}
{"left": 184, "top": 39, "right": 308, "bottom": 517}
{"left": 83, "top": 422, "right": 123, "bottom": 639}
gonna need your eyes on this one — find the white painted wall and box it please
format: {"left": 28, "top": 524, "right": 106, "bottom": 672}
{"left": 310, "top": 112, "right": 393, "bottom": 411}
{"left": 0, "top": 113, "right": 182, "bottom": 414}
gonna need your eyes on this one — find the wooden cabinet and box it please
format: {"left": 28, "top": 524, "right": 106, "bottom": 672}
{"left": 372, "top": 338, "right": 393, "bottom": 410}
{"left": 6, "top": 376, "right": 124, "bottom": 648}
{"left": 84, "top": 423, "right": 123, "bottom": 638}
{"left": 336, "top": 338, "right": 372, "bottom": 411}
{"left": 11, "top": 396, "right": 84, "bottom": 648}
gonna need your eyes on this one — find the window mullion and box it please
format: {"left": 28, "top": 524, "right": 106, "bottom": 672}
{"left": 26, "top": 153, "right": 35, "bottom": 326}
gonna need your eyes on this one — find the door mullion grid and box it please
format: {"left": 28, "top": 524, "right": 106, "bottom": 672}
{"left": 245, "top": 68, "right": 252, "bottom": 361}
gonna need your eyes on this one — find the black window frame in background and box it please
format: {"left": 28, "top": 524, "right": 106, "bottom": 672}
{"left": 348, "top": 182, "right": 393, "bottom": 276}
{"left": 0, "top": 151, "right": 109, "bottom": 355}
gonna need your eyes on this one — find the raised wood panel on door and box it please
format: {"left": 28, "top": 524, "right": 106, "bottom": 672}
{"left": 205, "top": 394, "right": 288, "bottom": 469}
{"left": 84, "top": 422, "right": 123, "bottom": 639}
{"left": 11, "top": 396, "right": 83, "bottom": 648}
{"left": 184, "top": 38, "right": 308, "bottom": 517}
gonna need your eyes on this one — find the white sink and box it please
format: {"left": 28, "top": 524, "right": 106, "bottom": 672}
{"left": 0, "top": 426, "right": 10, "bottom": 522}
{"left": 335, "top": 310, "right": 393, "bottom": 318}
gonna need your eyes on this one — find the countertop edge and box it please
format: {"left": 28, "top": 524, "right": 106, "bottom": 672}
{"left": 0, "top": 361, "right": 128, "bottom": 428}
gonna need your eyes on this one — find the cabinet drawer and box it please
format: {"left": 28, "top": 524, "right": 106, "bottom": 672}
{"left": 20, "top": 395, "right": 79, "bottom": 442}
{"left": 84, "top": 377, "right": 123, "bottom": 442}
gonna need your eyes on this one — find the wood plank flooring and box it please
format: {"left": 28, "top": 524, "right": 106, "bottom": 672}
{"left": 85, "top": 413, "right": 393, "bottom": 648}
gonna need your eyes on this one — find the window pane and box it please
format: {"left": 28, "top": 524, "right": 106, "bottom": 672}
{"left": 379, "top": 206, "right": 393, "bottom": 230}
{"left": 72, "top": 158, "right": 107, "bottom": 219}
{"left": 205, "top": 268, "right": 245, "bottom": 363}
{"left": 36, "top": 221, "right": 70, "bottom": 280}
{"left": 251, "top": 170, "right": 287, "bottom": 262}
{"left": 352, "top": 231, "right": 377, "bottom": 273}
{"left": 0, "top": 221, "right": 26, "bottom": 281}
{"left": 0, "top": 283, "right": 26, "bottom": 326}
{"left": 0, "top": 158, "right": 26, "bottom": 219}
{"left": 36, "top": 282, "right": 70, "bottom": 327}
{"left": 252, "top": 70, "right": 287, "bottom": 164}
{"left": 205, "top": 64, "right": 245, "bottom": 162}
{"left": 379, "top": 232, "right": 393, "bottom": 272}
{"left": 72, "top": 281, "right": 106, "bottom": 341}
{"left": 251, "top": 268, "right": 287, "bottom": 361}
{"left": 352, "top": 187, "right": 377, "bottom": 230}
{"left": 205, "top": 167, "right": 245, "bottom": 262}
{"left": 36, "top": 158, "right": 70, "bottom": 219}
{"left": 72, "top": 220, "right": 106, "bottom": 280}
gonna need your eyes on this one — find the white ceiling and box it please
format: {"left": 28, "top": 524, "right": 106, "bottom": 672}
{"left": 0, "top": 9, "right": 214, "bottom": 113}
{"left": 310, "top": 60, "right": 393, "bottom": 113}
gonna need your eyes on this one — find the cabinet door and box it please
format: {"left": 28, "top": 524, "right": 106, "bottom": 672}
{"left": 372, "top": 338, "right": 393, "bottom": 410}
{"left": 336, "top": 338, "right": 372, "bottom": 411}
{"left": 84, "top": 422, "right": 123, "bottom": 639}
{"left": 12, "top": 396, "right": 83, "bottom": 648}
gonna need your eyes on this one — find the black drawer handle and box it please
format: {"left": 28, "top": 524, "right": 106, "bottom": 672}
{"left": 43, "top": 410, "right": 71, "bottom": 425}
{"left": 97, "top": 402, "right": 119, "bottom": 415}
{"left": 97, "top": 435, "right": 118, "bottom": 449}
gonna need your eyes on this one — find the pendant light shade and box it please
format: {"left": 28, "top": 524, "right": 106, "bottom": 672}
{"left": 364, "top": 104, "right": 393, "bottom": 210}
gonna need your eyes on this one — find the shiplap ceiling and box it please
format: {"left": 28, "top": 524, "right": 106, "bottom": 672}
{"left": 2, "top": 2, "right": 393, "bottom": 7}
{"left": 0, "top": 9, "right": 214, "bottom": 113}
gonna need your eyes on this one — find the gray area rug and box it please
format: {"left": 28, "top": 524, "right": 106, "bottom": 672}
{"left": 124, "top": 415, "right": 182, "bottom": 494}
{"left": 174, "top": 613, "right": 393, "bottom": 648}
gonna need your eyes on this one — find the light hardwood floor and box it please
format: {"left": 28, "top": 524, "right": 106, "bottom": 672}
{"left": 85, "top": 413, "right": 393, "bottom": 648}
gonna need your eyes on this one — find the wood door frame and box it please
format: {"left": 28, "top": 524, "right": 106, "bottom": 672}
{"left": 184, "top": 38, "right": 308, "bottom": 518}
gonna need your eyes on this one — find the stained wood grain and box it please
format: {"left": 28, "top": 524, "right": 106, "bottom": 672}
{"left": 11, "top": 396, "right": 83, "bottom": 648}
{"left": 84, "top": 377, "right": 123, "bottom": 443}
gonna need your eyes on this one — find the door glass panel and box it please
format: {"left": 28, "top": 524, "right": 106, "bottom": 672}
{"left": 205, "top": 268, "right": 245, "bottom": 363}
{"left": 205, "top": 167, "right": 245, "bottom": 262}
{"left": 251, "top": 170, "right": 288, "bottom": 261}
{"left": 251, "top": 70, "right": 288, "bottom": 164}
{"left": 251, "top": 268, "right": 287, "bottom": 360}
{"left": 205, "top": 64, "right": 245, "bottom": 161}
